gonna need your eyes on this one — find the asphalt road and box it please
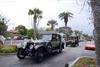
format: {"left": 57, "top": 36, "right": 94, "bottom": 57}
{"left": 0, "top": 41, "right": 96, "bottom": 67}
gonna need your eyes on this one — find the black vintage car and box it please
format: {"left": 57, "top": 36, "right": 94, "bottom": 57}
{"left": 65, "top": 36, "right": 79, "bottom": 47}
{"left": 16, "top": 33, "right": 64, "bottom": 62}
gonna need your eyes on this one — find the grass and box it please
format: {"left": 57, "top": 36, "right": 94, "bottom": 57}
{"left": 0, "top": 45, "right": 16, "bottom": 53}
{"left": 72, "top": 57, "right": 96, "bottom": 67}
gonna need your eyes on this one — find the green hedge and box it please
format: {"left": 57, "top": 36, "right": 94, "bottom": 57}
{"left": 0, "top": 45, "right": 16, "bottom": 53}
{"left": 72, "top": 57, "right": 96, "bottom": 67}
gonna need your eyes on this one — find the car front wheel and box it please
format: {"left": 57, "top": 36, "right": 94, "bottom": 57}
{"left": 17, "top": 48, "right": 26, "bottom": 59}
{"left": 35, "top": 48, "right": 45, "bottom": 63}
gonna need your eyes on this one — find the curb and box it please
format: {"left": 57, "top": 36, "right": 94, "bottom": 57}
{"left": 0, "top": 53, "right": 16, "bottom": 55}
{"left": 69, "top": 56, "right": 96, "bottom": 67}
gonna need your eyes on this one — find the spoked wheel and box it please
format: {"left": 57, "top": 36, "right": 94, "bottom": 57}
{"left": 17, "top": 48, "right": 26, "bottom": 59}
{"left": 35, "top": 48, "right": 45, "bottom": 63}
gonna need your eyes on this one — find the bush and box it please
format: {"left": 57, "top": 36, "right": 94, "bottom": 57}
{"left": 72, "top": 57, "right": 96, "bottom": 67}
{"left": 0, "top": 45, "right": 16, "bottom": 53}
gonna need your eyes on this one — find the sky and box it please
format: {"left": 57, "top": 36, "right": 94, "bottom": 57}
{"left": 0, "top": 0, "right": 94, "bottom": 34}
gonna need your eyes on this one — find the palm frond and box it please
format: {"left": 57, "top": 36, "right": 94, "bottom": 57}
{"left": 59, "top": 12, "right": 66, "bottom": 20}
{"left": 48, "top": 19, "right": 57, "bottom": 25}
{"left": 38, "top": 15, "right": 42, "bottom": 19}
{"left": 67, "top": 12, "right": 73, "bottom": 18}
{"left": 28, "top": 9, "right": 34, "bottom": 15}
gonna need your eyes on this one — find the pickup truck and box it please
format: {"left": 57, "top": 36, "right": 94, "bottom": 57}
{"left": 65, "top": 36, "right": 79, "bottom": 47}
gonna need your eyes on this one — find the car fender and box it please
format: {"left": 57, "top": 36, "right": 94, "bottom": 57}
{"left": 17, "top": 42, "right": 27, "bottom": 49}
{"left": 17, "top": 43, "right": 22, "bottom": 48}
{"left": 34, "top": 44, "right": 44, "bottom": 50}
{"left": 34, "top": 42, "right": 47, "bottom": 50}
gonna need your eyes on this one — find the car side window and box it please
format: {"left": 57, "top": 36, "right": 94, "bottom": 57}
{"left": 52, "top": 34, "right": 57, "bottom": 40}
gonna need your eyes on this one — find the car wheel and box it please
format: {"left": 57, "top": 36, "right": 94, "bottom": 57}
{"left": 35, "top": 48, "right": 45, "bottom": 63}
{"left": 17, "top": 48, "right": 25, "bottom": 59}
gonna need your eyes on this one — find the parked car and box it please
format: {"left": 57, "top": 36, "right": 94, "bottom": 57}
{"left": 85, "top": 44, "right": 95, "bottom": 51}
{"left": 16, "top": 33, "right": 64, "bottom": 62}
{"left": 65, "top": 36, "right": 79, "bottom": 47}
{"left": 0, "top": 35, "right": 6, "bottom": 45}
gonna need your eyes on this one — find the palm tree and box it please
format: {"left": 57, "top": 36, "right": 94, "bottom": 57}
{"left": 90, "top": 0, "right": 100, "bottom": 66}
{"left": 47, "top": 19, "right": 58, "bottom": 30}
{"left": 59, "top": 12, "right": 73, "bottom": 27}
{"left": 74, "top": 30, "right": 82, "bottom": 36}
{"left": 59, "top": 12, "right": 73, "bottom": 37}
{"left": 28, "top": 8, "right": 42, "bottom": 39}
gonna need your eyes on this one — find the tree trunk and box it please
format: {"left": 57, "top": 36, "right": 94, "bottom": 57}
{"left": 91, "top": 0, "right": 100, "bottom": 66}
{"left": 33, "top": 15, "right": 37, "bottom": 40}
{"left": 65, "top": 22, "right": 68, "bottom": 37}
{"left": 51, "top": 24, "right": 54, "bottom": 31}
{"left": 65, "top": 23, "right": 67, "bottom": 28}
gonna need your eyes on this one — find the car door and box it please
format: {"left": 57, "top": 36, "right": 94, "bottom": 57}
{"left": 51, "top": 34, "right": 59, "bottom": 49}
{"left": 56, "top": 34, "right": 61, "bottom": 47}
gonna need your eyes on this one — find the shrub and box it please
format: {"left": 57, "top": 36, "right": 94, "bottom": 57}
{"left": 0, "top": 45, "right": 16, "bottom": 53}
{"left": 72, "top": 57, "right": 96, "bottom": 67}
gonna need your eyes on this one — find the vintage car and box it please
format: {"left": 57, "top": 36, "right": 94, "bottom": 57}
{"left": 16, "top": 33, "right": 64, "bottom": 62}
{"left": 85, "top": 44, "right": 95, "bottom": 51}
{"left": 65, "top": 36, "right": 79, "bottom": 47}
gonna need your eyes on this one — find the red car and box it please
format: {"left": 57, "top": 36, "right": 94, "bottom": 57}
{"left": 85, "top": 44, "right": 95, "bottom": 51}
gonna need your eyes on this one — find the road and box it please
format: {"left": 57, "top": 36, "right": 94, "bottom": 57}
{"left": 0, "top": 41, "right": 96, "bottom": 67}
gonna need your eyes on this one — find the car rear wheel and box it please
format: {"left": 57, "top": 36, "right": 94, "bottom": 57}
{"left": 35, "top": 48, "right": 45, "bottom": 63}
{"left": 17, "top": 48, "right": 26, "bottom": 59}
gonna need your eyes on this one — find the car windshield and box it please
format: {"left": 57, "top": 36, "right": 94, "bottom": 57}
{"left": 40, "top": 34, "right": 52, "bottom": 41}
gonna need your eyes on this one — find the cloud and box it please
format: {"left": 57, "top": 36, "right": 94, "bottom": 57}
{"left": 0, "top": 0, "right": 93, "bottom": 34}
